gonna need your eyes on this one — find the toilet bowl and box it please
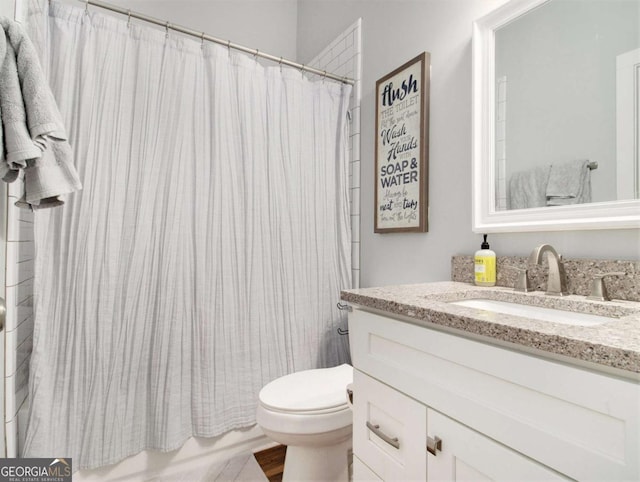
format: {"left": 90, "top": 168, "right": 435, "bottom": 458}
{"left": 256, "top": 363, "right": 353, "bottom": 482}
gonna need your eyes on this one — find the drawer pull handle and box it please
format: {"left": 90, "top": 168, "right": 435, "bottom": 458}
{"left": 427, "top": 435, "right": 442, "bottom": 456}
{"left": 366, "top": 421, "right": 400, "bottom": 449}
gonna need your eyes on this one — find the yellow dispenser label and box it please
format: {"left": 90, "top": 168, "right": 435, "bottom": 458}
{"left": 474, "top": 255, "right": 496, "bottom": 283}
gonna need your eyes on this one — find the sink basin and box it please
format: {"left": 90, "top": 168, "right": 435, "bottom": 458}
{"left": 450, "top": 299, "right": 614, "bottom": 326}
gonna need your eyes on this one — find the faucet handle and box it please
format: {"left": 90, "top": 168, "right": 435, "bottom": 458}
{"left": 504, "top": 266, "right": 532, "bottom": 292}
{"left": 588, "top": 272, "right": 625, "bottom": 301}
{"left": 513, "top": 267, "right": 532, "bottom": 292}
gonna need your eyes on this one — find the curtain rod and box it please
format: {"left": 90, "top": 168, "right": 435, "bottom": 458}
{"left": 77, "top": 0, "right": 355, "bottom": 86}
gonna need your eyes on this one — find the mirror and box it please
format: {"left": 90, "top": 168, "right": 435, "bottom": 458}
{"left": 472, "top": 0, "right": 640, "bottom": 232}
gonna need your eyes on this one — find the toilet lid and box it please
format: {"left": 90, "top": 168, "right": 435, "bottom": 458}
{"left": 259, "top": 364, "right": 353, "bottom": 412}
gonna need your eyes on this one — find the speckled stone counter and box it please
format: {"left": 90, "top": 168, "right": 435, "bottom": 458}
{"left": 341, "top": 281, "right": 640, "bottom": 376}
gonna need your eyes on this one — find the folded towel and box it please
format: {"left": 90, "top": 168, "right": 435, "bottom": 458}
{"left": 546, "top": 159, "right": 591, "bottom": 206}
{"left": 507, "top": 165, "right": 550, "bottom": 210}
{"left": 0, "top": 19, "right": 81, "bottom": 208}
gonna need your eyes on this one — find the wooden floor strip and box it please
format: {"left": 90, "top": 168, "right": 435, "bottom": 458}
{"left": 254, "top": 445, "right": 286, "bottom": 482}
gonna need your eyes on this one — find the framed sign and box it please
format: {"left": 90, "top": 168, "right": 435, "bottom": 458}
{"left": 374, "top": 52, "right": 430, "bottom": 233}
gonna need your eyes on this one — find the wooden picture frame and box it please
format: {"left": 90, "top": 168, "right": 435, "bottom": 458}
{"left": 374, "top": 52, "right": 430, "bottom": 233}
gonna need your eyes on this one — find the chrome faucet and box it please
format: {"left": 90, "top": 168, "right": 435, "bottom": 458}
{"left": 528, "top": 244, "right": 568, "bottom": 296}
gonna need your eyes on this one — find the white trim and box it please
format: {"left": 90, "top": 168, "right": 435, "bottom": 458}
{"left": 617, "top": 48, "right": 640, "bottom": 201}
{"left": 14, "top": 0, "right": 25, "bottom": 23}
{"left": 472, "top": 0, "right": 640, "bottom": 232}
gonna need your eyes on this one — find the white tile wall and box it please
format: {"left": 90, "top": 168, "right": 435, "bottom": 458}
{"left": 308, "top": 19, "right": 362, "bottom": 288}
{"left": 5, "top": 179, "right": 35, "bottom": 457}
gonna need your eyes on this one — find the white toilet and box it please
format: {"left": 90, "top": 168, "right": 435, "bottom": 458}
{"left": 256, "top": 363, "right": 354, "bottom": 481}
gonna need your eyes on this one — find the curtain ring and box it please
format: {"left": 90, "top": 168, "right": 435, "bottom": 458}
{"left": 84, "top": 0, "right": 89, "bottom": 15}
{"left": 126, "top": 10, "right": 131, "bottom": 28}
{"left": 254, "top": 48, "right": 259, "bottom": 61}
{"left": 201, "top": 32, "right": 205, "bottom": 48}
{"left": 322, "top": 70, "right": 327, "bottom": 83}
{"left": 278, "top": 56, "right": 283, "bottom": 72}
{"left": 165, "top": 21, "right": 170, "bottom": 38}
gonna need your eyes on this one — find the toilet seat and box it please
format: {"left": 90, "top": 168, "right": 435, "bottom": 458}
{"left": 257, "top": 364, "right": 353, "bottom": 436}
{"left": 258, "top": 363, "right": 353, "bottom": 413}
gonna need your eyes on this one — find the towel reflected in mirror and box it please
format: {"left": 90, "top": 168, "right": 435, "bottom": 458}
{"left": 507, "top": 159, "right": 593, "bottom": 210}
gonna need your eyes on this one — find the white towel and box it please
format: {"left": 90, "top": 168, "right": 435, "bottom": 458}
{"left": 0, "top": 18, "right": 81, "bottom": 208}
{"left": 507, "top": 165, "right": 550, "bottom": 210}
{"left": 546, "top": 159, "right": 591, "bottom": 206}
{"left": 0, "top": 18, "right": 67, "bottom": 142}
{"left": 0, "top": 33, "right": 42, "bottom": 181}
{"left": 0, "top": 25, "right": 26, "bottom": 183}
{"left": 15, "top": 143, "right": 78, "bottom": 209}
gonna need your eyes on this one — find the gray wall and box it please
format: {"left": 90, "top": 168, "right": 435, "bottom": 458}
{"left": 73, "top": 0, "right": 299, "bottom": 61}
{"left": 297, "top": 0, "right": 640, "bottom": 288}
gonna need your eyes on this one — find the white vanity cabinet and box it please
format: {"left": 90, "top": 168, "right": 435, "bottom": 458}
{"left": 353, "top": 370, "right": 566, "bottom": 482}
{"left": 349, "top": 307, "right": 640, "bottom": 481}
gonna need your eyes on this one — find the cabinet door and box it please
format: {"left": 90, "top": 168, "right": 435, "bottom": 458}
{"left": 426, "top": 409, "right": 569, "bottom": 481}
{"left": 353, "top": 370, "right": 427, "bottom": 481}
{"left": 353, "top": 455, "right": 383, "bottom": 481}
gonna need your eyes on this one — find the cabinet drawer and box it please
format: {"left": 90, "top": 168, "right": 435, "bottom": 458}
{"left": 349, "top": 307, "right": 640, "bottom": 481}
{"left": 353, "top": 370, "right": 427, "bottom": 481}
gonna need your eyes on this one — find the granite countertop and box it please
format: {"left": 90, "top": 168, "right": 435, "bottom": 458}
{"left": 341, "top": 281, "right": 640, "bottom": 376}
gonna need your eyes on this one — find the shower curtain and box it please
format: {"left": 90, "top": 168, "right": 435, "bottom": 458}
{"left": 23, "top": 0, "right": 352, "bottom": 470}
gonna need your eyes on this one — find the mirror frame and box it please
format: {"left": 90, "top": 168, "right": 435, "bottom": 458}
{"left": 472, "top": 0, "right": 640, "bottom": 233}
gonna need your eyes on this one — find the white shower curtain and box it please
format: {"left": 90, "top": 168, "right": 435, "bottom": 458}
{"left": 24, "top": 0, "right": 352, "bottom": 470}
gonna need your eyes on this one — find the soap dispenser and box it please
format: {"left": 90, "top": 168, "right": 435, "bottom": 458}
{"left": 474, "top": 234, "right": 496, "bottom": 287}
